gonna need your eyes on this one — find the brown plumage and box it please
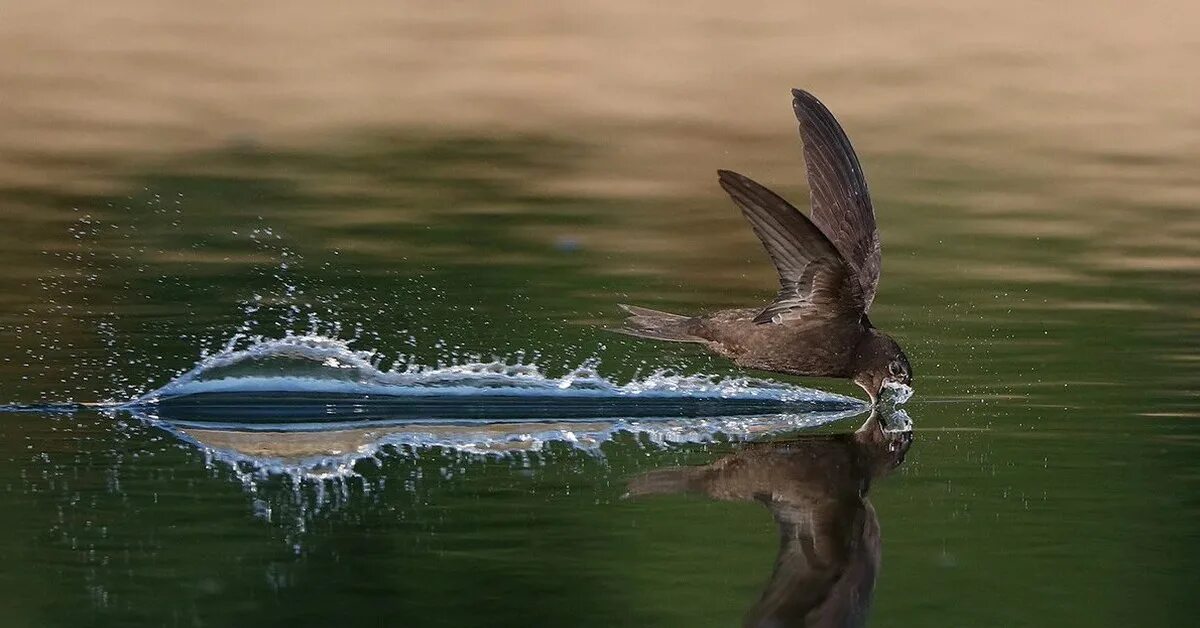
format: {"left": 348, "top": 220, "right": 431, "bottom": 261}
{"left": 627, "top": 410, "right": 913, "bottom": 628}
{"left": 617, "top": 89, "right": 912, "bottom": 404}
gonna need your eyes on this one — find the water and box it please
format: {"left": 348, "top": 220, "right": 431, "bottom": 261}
{"left": 1, "top": 3, "right": 1199, "bottom": 626}
{"left": 118, "top": 334, "right": 865, "bottom": 475}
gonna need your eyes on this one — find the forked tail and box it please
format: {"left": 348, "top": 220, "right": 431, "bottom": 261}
{"left": 614, "top": 304, "right": 703, "bottom": 343}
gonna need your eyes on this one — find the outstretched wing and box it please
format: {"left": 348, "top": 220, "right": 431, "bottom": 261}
{"left": 718, "top": 169, "right": 866, "bottom": 325}
{"left": 792, "top": 89, "right": 882, "bottom": 310}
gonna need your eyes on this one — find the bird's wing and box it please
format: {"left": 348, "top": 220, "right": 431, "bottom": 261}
{"left": 718, "top": 169, "right": 866, "bottom": 325}
{"left": 792, "top": 89, "right": 882, "bottom": 311}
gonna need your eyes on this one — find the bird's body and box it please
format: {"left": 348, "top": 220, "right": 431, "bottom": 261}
{"left": 620, "top": 304, "right": 861, "bottom": 377}
{"left": 617, "top": 89, "right": 913, "bottom": 403}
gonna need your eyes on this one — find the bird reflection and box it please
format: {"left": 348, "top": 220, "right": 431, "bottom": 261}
{"left": 627, "top": 409, "right": 912, "bottom": 628}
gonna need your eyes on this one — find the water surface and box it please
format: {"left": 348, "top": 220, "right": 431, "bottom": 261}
{"left": 1, "top": 3, "right": 1198, "bottom": 626}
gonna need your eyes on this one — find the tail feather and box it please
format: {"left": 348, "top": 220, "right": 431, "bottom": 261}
{"left": 614, "top": 304, "right": 703, "bottom": 343}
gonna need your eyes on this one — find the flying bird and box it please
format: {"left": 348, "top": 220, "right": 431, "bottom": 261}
{"left": 618, "top": 89, "right": 912, "bottom": 404}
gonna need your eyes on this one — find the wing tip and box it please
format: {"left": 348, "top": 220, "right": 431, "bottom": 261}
{"left": 716, "top": 169, "right": 746, "bottom": 197}
{"left": 716, "top": 170, "right": 792, "bottom": 220}
{"left": 791, "top": 88, "right": 829, "bottom": 119}
{"left": 717, "top": 168, "right": 758, "bottom": 193}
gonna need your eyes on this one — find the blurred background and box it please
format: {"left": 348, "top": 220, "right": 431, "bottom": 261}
{"left": 0, "top": 2, "right": 1198, "bottom": 627}
{"left": 2, "top": 0, "right": 1197, "bottom": 398}
{"left": 3, "top": 1, "right": 1198, "bottom": 194}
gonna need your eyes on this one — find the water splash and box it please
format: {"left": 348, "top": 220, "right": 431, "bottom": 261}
{"left": 881, "top": 381, "right": 914, "bottom": 406}
{"left": 130, "top": 335, "right": 861, "bottom": 406}
{"left": 47, "top": 334, "right": 877, "bottom": 532}
{"left": 115, "top": 334, "right": 866, "bottom": 479}
{"left": 119, "top": 401, "right": 866, "bottom": 529}
{"left": 881, "top": 407, "right": 913, "bottom": 432}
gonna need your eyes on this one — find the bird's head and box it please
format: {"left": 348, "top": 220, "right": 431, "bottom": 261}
{"left": 852, "top": 332, "right": 913, "bottom": 405}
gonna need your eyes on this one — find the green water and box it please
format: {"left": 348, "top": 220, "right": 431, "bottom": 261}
{"left": 2, "top": 5, "right": 1200, "bottom": 626}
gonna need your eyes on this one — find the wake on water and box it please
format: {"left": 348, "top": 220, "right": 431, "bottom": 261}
{"left": 102, "top": 335, "right": 875, "bottom": 476}
{"left": 9, "top": 334, "right": 907, "bottom": 528}
{"left": 133, "top": 335, "right": 858, "bottom": 405}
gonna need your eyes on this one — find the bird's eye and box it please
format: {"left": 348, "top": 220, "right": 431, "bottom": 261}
{"left": 888, "top": 361, "right": 903, "bottom": 376}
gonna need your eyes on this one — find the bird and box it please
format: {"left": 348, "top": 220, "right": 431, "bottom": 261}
{"left": 617, "top": 89, "right": 912, "bottom": 404}
{"left": 626, "top": 409, "right": 913, "bottom": 628}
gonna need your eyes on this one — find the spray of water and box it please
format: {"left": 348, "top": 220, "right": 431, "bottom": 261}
{"left": 130, "top": 335, "right": 864, "bottom": 405}
{"left": 117, "top": 334, "right": 866, "bottom": 480}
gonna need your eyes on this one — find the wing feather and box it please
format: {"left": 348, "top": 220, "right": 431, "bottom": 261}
{"left": 792, "top": 89, "right": 882, "bottom": 310}
{"left": 717, "top": 170, "right": 865, "bottom": 324}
